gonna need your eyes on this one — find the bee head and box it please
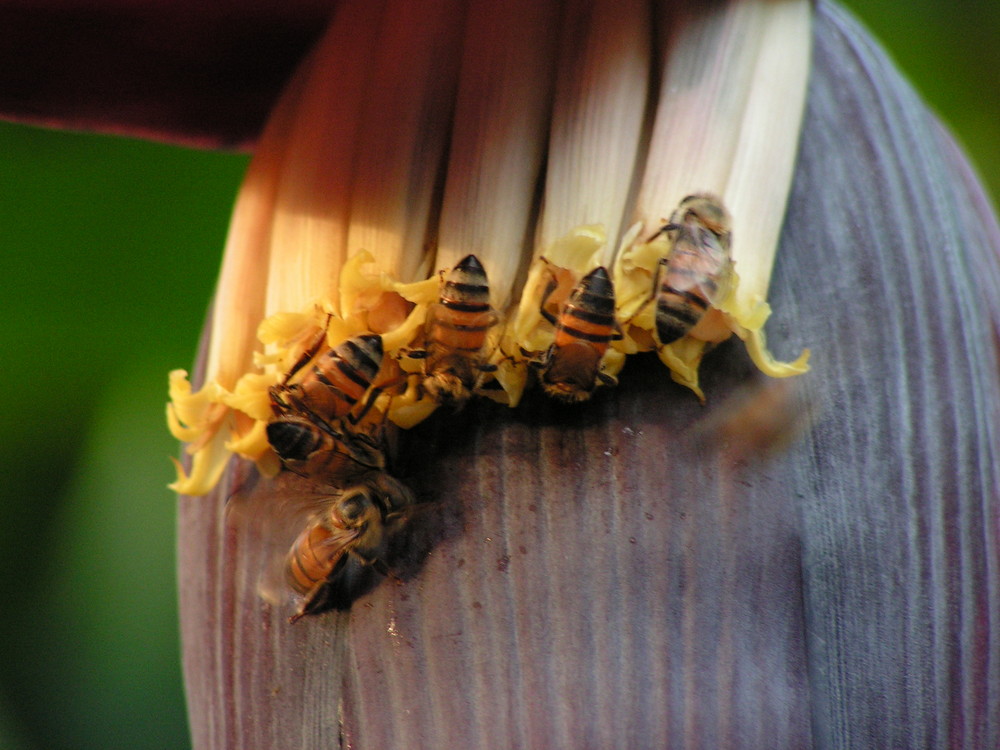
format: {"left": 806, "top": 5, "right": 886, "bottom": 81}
{"left": 676, "top": 193, "right": 732, "bottom": 239}
{"left": 336, "top": 487, "right": 379, "bottom": 530}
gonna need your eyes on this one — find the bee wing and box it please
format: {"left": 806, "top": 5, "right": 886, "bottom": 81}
{"left": 267, "top": 523, "right": 364, "bottom": 610}
{"left": 226, "top": 463, "right": 341, "bottom": 537}
{"left": 225, "top": 463, "right": 345, "bottom": 605}
{"left": 709, "top": 254, "right": 736, "bottom": 307}
{"left": 663, "top": 228, "right": 733, "bottom": 307}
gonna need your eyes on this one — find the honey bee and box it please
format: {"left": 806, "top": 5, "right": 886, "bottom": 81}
{"left": 228, "top": 465, "right": 416, "bottom": 621}
{"left": 649, "top": 193, "right": 733, "bottom": 345}
{"left": 283, "top": 471, "right": 415, "bottom": 621}
{"left": 270, "top": 332, "right": 384, "bottom": 425}
{"left": 534, "top": 266, "right": 621, "bottom": 402}
{"left": 268, "top": 333, "right": 387, "bottom": 478}
{"left": 412, "top": 254, "right": 499, "bottom": 406}
{"left": 265, "top": 412, "right": 386, "bottom": 481}
{"left": 690, "top": 379, "right": 817, "bottom": 461}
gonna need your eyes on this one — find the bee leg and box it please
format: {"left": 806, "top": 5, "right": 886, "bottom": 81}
{"left": 644, "top": 221, "right": 678, "bottom": 243}
{"left": 597, "top": 372, "right": 618, "bottom": 388}
{"left": 280, "top": 312, "right": 333, "bottom": 385}
{"left": 620, "top": 278, "right": 659, "bottom": 330}
{"left": 468, "top": 356, "right": 499, "bottom": 390}
{"left": 623, "top": 254, "right": 674, "bottom": 330}
{"left": 538, "top": 270, "right": 561, "bottom": 326}
{"left": 346, "top": 385, "right": 385, "bottom": 426}
{"left": 527, "top": 348, "right": 550, "bottom": 373}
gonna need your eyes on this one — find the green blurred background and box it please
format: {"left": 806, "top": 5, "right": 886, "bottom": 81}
{"left": 0, "top": 3, "right": 996, "bottom": 748}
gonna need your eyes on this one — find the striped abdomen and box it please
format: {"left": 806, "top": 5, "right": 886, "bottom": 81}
{"left": 266, "top": 417, "right": 327, "bottom": 464}
{"left": 427, "top": 254, "right": 496, "bottom": 356}
{"left": 286, "top": 521, "right": 351, "bottom": 596}
{"left": 653, "top": 193, "right": 732, "bottom": 346}
{"left": 654, "top": 239, "right": 723, "bottom": 344}
{"left": 423, "top": 254, "right": 499, "bottom": 402}
{"left": 553, "top": 266, "right": 617, "bottom": 354}
{"left": 273, "top": 333, "right": 384, "bottom": 421}
{"left": 265, "top": 417, "right": 385, "bottom": 481}
{"left": 542, "top": 266, "right": 618, "bottom": 401}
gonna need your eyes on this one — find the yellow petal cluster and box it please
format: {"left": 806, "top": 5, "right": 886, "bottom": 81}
{"left": 167, "top": 253, "right": 440, "bottom": 494}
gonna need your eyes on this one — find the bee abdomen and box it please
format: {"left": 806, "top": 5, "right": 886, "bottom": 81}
{"left": 428, "top": 311, "right": 496, "bottom": 352}
{"left": 655, "top": 287, "right": 709, "bottom": 344}
{"left": 266, "top": 419, "right": 322, "bottom": 462}
{"left": 427, "top": 255, "right": 497, "bottom": 356}
{"left": 316, "top": 334, "right": 383, "bottom": 405}
{"left": 554, "top": 267, "right": 617, "bottom": 348}
{"left": 287, "top": 523, "right": 336, "bottom": 595}
{"left": 441, "top": 296, "right": 491, "bottom": 314}
{"left": 441, "top": 254, "right": 491, "bottom": 308}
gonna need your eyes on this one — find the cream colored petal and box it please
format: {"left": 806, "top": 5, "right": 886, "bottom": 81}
{"left": 723, "top": 0, "right": 812, "bottom": 307}
{"left": 346, "top": 0, "right": 468, "bottom": 284}
{"left": 203, "top": 47, "right": 313, "bottom": 390}
{"left": 435, "top": 0, "right": 562, "bottom": 309}
{"left": 265, "top": 0, "right": 391, "bottom": 318}
{"left": 537, "top": 0, "right": 651, "bottom": 264}
{"left": 635, "top": 0, "right": 769, "bottom": 221}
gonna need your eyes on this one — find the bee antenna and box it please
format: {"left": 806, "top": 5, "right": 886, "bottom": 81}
{"left": 646, "top": 222, "right": 679, "bottom": 243}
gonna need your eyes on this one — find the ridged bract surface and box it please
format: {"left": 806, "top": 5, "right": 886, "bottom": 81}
{"left": 179, "top": 3, "right": 1000, "bottom": 747}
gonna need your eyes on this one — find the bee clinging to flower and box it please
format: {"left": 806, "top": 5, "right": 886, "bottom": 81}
{"left": 533, "top": 265, "right": 622, "bottom": 403}
{"left": 647, "top": 193, "right": 734, "bottom": 346}
{"left": 267, "top": 331, "right": 390, "bottom": 480}
{"left": 409, "top": 254, "right": 500, "bottom": 407}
